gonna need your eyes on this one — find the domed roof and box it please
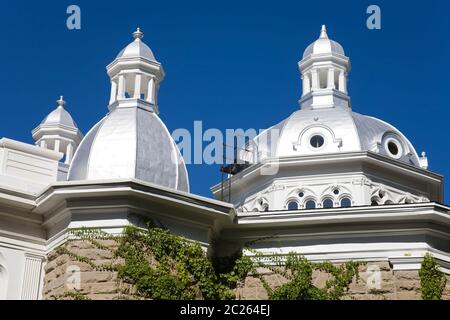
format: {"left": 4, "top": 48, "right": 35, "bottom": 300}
{"left": 68, "top": 106, "right": 189, "bottom": 192}
{"left": 68, "top": 28, "right": 188, "bottom": 191}
{"left": 116, "top": 28, "right": 156, "bottom": 62}
{"left": 303, "top": 25, "right": 345, "bottom": 59}
{"left": 247, "top": 107, "right": 421, "bottom": 168}
{"left": 40, "top": 96, "right": 78, "bottom": 128}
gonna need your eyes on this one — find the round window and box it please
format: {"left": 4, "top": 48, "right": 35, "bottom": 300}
{"left": 388, "top": 142, "right": 398, "bottom": 155}
{"left": 310, "top": 135, "right": 324, "bottom": 149}
{"left": 298, "top": 192, "right": 304, "bottom": 198}
{"left": 384, "top": 138, "right": 403, "bottom": 159}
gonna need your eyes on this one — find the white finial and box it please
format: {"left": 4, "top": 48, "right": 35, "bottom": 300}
{"left": 133, "top": 27, "right": 144, "bottom": 40}
{"left": 57, "top": 96, "right": 66, "bottom": 108}
{"left": 320, "top": 25, "right": 328, "bottom": 39}
{"left": 421, "top": 151, "right": 426, "bottom": 157}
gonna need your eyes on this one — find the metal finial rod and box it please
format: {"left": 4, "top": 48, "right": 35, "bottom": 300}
{"left": 320, "top": 25, "right": 328, "bottom": 39}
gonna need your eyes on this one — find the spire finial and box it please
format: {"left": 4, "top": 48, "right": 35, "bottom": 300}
{"left": 133, "top": 27, "right": 144, "bottom": 40}
{"left": 57, "top": 96, "right": 66, "bottom": 108}
{"left": 320, "top": 25, "right": 328, "bottom": 39}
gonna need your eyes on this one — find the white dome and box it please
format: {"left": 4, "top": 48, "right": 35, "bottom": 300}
{"left": 68, "top": 106, "right": 189, "bottom": 192}
{"left": 116, "top": 28, "right": 156, "bottom": 62}
{"left": 40, "top": 98, "right": 78, "bottom": 129}
{"left": 302, "top": 25, "right": 345, "bottom": 59}
{"left": 248, "top": 107, "right": 421, "bottom": 168}
{"left": 69, "top": 28, "right": 188, "bottom": 191}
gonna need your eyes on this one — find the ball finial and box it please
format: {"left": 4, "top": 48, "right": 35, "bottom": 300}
{"left": 57, "top": 96, "right": 66, "bottom": 108}
{"left": 133, "top": 27, "right": 144, "bottom": 40}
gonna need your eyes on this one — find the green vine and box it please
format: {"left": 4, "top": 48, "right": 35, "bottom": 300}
{"left": 419, "top": 253, "right": 447, "bottom": 300}
{"left": 246, "top": 250, "right": 360, "bottom": 300}
{"left": 52, "top": 224, "right": 360, "bottom": 300}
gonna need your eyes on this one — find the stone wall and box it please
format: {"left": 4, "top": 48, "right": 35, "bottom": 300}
{"left": 43, "top": 240, "right": 450, "bottom": 300}
{"left": 235, "top": 262, "right": 450, "bottom": 300}
{"left": 43, "top": 240, "right": 136, "bottom": 300}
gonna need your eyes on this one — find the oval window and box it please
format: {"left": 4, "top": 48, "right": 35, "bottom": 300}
{"left": 310, "top": 135, "right": 324, "bottom": 149}
{"left": 384, "top": 138, "right": 403, "bottom": 159}
{"left": 388, "top": 142, "right": 398, "bottom": 155}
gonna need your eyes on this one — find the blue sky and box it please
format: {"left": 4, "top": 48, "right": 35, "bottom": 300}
{"left": 0, "top": 0, "right": 449, "bottom": 203}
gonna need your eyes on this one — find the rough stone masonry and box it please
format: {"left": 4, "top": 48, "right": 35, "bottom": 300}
{"left": 43, "top": 240, "right": 450, "bottom": 300}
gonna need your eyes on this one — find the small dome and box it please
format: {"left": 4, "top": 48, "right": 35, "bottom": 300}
{"left": 116, "top": 28, "right": 156, "bottom": 62}
{"left": 303, "top": 25, "right": 345, "bottom": 59}
{"left": 246, "top": 107, "right": 421, "bottom": 168}
{"left": 40, "top": 96, "right": 78, "bottom": 128}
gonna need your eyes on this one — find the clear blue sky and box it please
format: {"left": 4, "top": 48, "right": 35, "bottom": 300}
{"left": 0, "top": 0, "right": 449, "bottom": 203}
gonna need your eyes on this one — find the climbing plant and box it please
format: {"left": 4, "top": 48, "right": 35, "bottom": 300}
{"left": 248, "top": 251, "right": 360, "bottom": 300}
{"left": 115, "top": 223, "right": 253, "bottom": 299}
{"left": 54, "top": 223, "right": 360, "bottom": 300}
{"left": 419, "top": 253, "right": 447, "bottom": 300}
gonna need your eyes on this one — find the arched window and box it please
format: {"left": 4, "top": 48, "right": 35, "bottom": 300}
{"left": 287, "top": 201, "right": 299, "bottom": 211}
{"left": 340, "top": 198, "right": 352, "bottom": 208}
{"left": 305, "top": 200, "right": 316, "bottom": 210}
{"left": 0, "top": 265, "right": 7, "bottom": 300}
{"left": 322, "top": 198, "right": 334, "bottom": 209}
{"left": 371, "top": 199, "right": 379, "bottom": 206}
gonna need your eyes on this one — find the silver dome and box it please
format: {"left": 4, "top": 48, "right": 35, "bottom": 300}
{"left": 302, "top": 25, "right": 345, "bottom": 59}
{"left": 40, "top": 98, "right": 78, "bottom": 129}
{"left": 116, "top": 28, "right": 156, "bottom": 62}
{"left": 68, "top": 106, "right": 189, "bottom": 192}
{"left": 248, "top": 107, "right": 421, "bottom": 168}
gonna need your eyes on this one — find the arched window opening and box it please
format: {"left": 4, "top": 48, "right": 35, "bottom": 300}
{"left": 305, "top": 200, "right": 316, "bottom": 210}
{"left": 287, "top": 201, "right": 299, "bottom": 211}
{"left": 0, "top": 265, "right": 7, "bottom": 300}
{"left": 322, "top": 198, "right": 334, "bottom": 209}
{"left": 371, "top": 199, "right": 379, "bottom": 206}
{"left": 340, "top": 198, "right": 352, "bottom": 208}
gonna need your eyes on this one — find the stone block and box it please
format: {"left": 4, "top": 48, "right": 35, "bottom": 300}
{"left": 396, "top": 280, "right": 420, "bottom": 291}
{"left": 81, "top": 271, "right": 115, "bottom": 283}
{"left": 89, "top": 282, "right": 120, "bottom": 294}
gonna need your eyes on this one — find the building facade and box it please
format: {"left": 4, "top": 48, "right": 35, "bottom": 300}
{"left": 0, "top": 26, "right": 449, "bottom": 300}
